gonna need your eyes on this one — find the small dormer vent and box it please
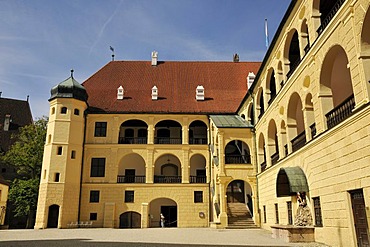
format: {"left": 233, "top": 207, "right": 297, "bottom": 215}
{"left": 151, "top": 51, "right": 158, "bottom": 66}
{"left": 247, "top": 72, "right": 255, "bottom": 89}
{"left": 152, "top": 86, "right": 158, "bottom": 100}
{"left": 196, "top": 85, "right": 205, "bottom": 101}
{"left": 117, "top": 86, "right": 124, "bottom": 100}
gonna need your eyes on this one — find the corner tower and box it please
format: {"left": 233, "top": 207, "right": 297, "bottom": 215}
{"left": 35, "top": 71, "right": 88, "bottom": 229}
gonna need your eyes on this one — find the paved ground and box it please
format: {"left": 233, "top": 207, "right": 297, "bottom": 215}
{"left": 0, "top": 228, "right": 330, "bottom": 247}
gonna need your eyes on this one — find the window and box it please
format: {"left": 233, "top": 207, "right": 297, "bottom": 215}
{"left": 57, "top": 146, "right": 62, "bottom": 155}
{"left": 43, "top": 169, "right": 47, "bottom": 179}
{"left": 90, "top": 158, "right": 106, "bottom": 177}
{"left": 275, "top": 203, "right": 279, "bottom": 224}
{"left": 313, "top": 197, "right": 323, "bottom": 227}
{"left": 74, "top": 109, "right": 80, "bottom": 115}
{"left": 48, "top": 135, "right": 52, "bottom": 143}
{"left": 71, "top": 150, "right": 76, "bottom": 159}
{"left": 90, "top": 191, "right": 100, "bottom": 203}
{"left": 61, "top": 107, "right": 67, "bottom": 114}
{"left": 194, "top": 191, "right": 203, "bottom": 203}
{"left": 124, "top": 191, "right": 134, "bottom": 202}
{"left": 263, "top": 205, "right": 267, "bottom": 223}
{"left": 94, "top": 122, "right": 107, "bottom": 137}
{"left": 54, "top": 173, "right": 60, "bottom": 182}
{"left": 51, "top": 107, "right": 55, "bottom": 115}
{"left": 90, "top": 213, "right": 97, "bottom": 221}
{"left": 287, "top": 201, "right": 293, "bottom": 225}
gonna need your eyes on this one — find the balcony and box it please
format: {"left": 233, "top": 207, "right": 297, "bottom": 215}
{"left": 271, "top": 152, "right": 279, "bottom": 166}
{"left": 118, "top": 137, "right": 147, "bottom": 144}
{"left": 189, "top": 138, "right": 207, "bottom": 145}
{"left": 154, "top": 137, "right": 182, "bottom": 144}
{"left": 326, "top": 94, "right": 355, "bottom": 130}
{"left": 291, "top": 131, "right": 306, "bottom": 152}
{"left": 317, "top": 0, "right": 346, "bottom": 36}
{"left": 117, "top": 175, "right": 146, "bottom": 183}
{"left": 154, "top": 175, "right": 182, "bottom": 183}
{"left": 190, "top": 176, "right": 207, "bottom": 183}
{"left": 225, "top": 154, "right": 251, "bottom": 164}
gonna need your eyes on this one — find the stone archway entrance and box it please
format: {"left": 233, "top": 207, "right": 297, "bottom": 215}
{"left": 227, "top": 180, "right": 245, "bottom": 203}
{"left": 119, "top": 211, "right": 141, "bottom": 228}
{"left": 149, "top": 198, "right": 177, "bottom": 228}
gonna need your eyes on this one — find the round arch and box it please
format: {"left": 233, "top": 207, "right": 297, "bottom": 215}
{"left": 266, "top": 67, "right": 277, "bottom": 105}
{"left": 283, "top": 29, "right": 301, "bottom": 77}
{"left": 155, "top": 120, "right": 182, "bottom": 144}
{"left": 189, "top": 154, "right": 206, "bottom": 183}
{"left": 287, "top": 92, "right": 305, "bottom": 152}
{"left": 47, "top": 204, "right": 60, "bottom": 228}
{"left": 149, "top": 198, "right": 177, "bottom": 228}
{"left": 119, "top": 119, "right": 148, "bottom": 144}
{"left": 267, "top": 119, "right": 279, "bottom": 165}
{"left": 226, "top": 180, "right": 254, "bottom": 216}
{"left": 189, "top": 120, "right": 208, "bottom": 144}
{"left": 118, "top": 153, "right": 146, "bottom": 183}
{"left": 154, "top": 154, "right": 182, "bottom": 183}
{"left": 119, "top": 211, "right": 141, "bottom": 228}
{"left": 225, "top": 140, "right": 251, "bottom": 164}
{"left": 257, "top": 133, "right": 266, "bottom": 172}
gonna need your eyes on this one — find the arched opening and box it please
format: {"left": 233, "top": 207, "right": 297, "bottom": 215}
{"left": 47, "top": 204, "right": 59, "bottom": 228}
{"left": 240, "top": 114, "right": 245, "bottom": 120}
{"left": 226, "top": 180, "right": 254, "bottom": 221}
{"left": 280, "top": 120, "right": 288, "bottom": 157}
{"left": 225, "top": 140, "right": 251, "bottom": 164}
{"left": 119, "top": 211, "right": 141, "bottom": 228}
{"left": 247, "top": 102, "right": 254, "bottom": 125}
{"left": 320, "top": 45, "right": 354, "bottom": 129}
{"left": 189, "top": 154, "right": 206, "bottom": 183}
{"left": 268, "top": 119, "right": 279, "bottom": 166}
{"left": 119, "top": 120, "right": 148, "bottom": 144}
{"left": 315, "top": 0, "right": 346, "bottom": 35}
{"left": 154, "top": 154, "right": 181, "bottom": 183}
{"left": 277, "top": 61, "right": 284, "bottom": 88}
{"left": 285, "top": 29, "right": 301, "bottom": 78}
{"left": 256, "top": 88, "right": 264, "bottom": 119}
{"left": 189, "top": 120, "right": 208, "bottom": 144}
{"left": 361, "top": 6, "right": 370, "bottom": 101}
{"left": 117, "top": 153, "right": 146, "bottom": 183}
{"left": 287, "top": 93, "right": 306, "bottom": 152}
{"left": 149, "top": 198, "right": 177, "bottom": 228}
{"left": 267, "top": 69, "right": 277, "bottom": 105}
{"left": 155, "top": 120, "right": 182, "bottom": 144}
{"left": 258, "top": 133, "right": 266, "bottom": 172}
{"left": 305, "top": 93, "right": 316, "bottom": 140}
{"left": 301, "top": 19, "right": 310, "bottom": 55}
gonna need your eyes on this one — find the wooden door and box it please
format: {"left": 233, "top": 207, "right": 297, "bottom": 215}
{"left": 351, "top": 190, "right": 370, "bottom": 247}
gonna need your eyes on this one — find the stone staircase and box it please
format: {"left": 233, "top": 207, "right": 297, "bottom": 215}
{"left": 226, "top": 202, "right": 258, "bottom": 229}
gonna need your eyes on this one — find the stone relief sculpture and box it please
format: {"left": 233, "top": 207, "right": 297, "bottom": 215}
{"left": 294, "top": 192, "right": 313, "bottom": 226}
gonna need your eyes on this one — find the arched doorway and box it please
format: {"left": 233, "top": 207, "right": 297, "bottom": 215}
{"left": 119, "top": 211, "right": 141, "bottom": 228}
{"left": 47, "top": 204, "right": 59, "bottom": 228}
{"left": 227, "top": 180, "right": 246, "bottom": 203}
{"left": 149, "top": 198, "right": 177, "bottom": 228}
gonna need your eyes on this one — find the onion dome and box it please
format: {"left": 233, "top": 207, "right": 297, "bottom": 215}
{"left": 49, "top": 70, "right": 88, "bottom": 102}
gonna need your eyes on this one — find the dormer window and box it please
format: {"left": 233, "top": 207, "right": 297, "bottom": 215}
{"left": 152, "top": 86, "right": 158, "bottom": 100}
{"left": 196, "top": 85, "right": 205, "bottom": 101}
{"left": 247, "top": 72, "right": 255, "bottom": 89}
{"left": 117, "top": 86, "right": 124, "bottom": 100}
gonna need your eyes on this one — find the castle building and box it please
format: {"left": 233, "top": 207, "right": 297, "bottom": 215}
{"left": 35, "top": 0, "right": 370, "bottom": 246}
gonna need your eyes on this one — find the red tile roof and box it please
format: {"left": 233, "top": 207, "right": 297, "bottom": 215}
{"left": 83, "top": 61, "right": 260, "bottom": 114}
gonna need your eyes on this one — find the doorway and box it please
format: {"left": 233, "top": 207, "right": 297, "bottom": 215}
{"left": 350, "top": 189, "right": 370, "bottom": 247}
{"left": 161, "top": 206, "right": 177, "bottom": 227}
{"left": 47, "top": 205, "right": 59, "bottom": 228}
{"left": 119, "top": 211, "right": 141, "bottom": 228}
{"left": 227, "top": 180, "right": 245, "bottom": 203}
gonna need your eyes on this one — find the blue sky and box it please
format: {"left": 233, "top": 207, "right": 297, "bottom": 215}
{"left": 0, "top": 0, "right": 290, "bottom": 118}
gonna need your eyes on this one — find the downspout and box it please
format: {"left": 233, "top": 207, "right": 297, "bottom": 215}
{"left": 77, "top": 109, "right": 88, "bottom": 226}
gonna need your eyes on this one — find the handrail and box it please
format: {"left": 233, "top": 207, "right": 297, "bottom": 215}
{"left": 117, "top": 175, "right": 146, "bottom": 183}
{"left": 154, "top": 137, "right": 182, "bottom": 144}
{"left": 154, "top": 175, "right": 182, "bottom": 183}
{"left": 225, "top": 154, "right": 251, "bottom": 164}
{"left": 325, "top": 94, "right": 355, "bottom": 129}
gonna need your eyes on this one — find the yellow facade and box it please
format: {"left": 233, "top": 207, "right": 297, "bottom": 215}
{"left": 237, "top": 0, "right": 370, "bottom": 246}
{"left": 35, "top": 0, "right": 370, "bottom": 246}
{"left": 0, "top": 181, "right": 9, "bottom": 225}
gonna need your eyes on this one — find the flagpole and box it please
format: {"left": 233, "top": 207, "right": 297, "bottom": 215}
{"left": 265, "top": 18, "right": 269, "bottom": 49}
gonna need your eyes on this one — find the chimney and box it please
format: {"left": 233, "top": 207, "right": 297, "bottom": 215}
{"left": 247, "top": 72, "right": 255, "bottom": 89}
{"left": 117, "top": 86, "right": 124, "bottom": 100}
{"left": 196, "top": 85, "right": 205, "bottom": 101}
{"left": 152, "top": 86, "right": 158, "bottom": 100}
{"left": 151, "top": 51, "right": 158, "bottom": 66}
{"left": 233, "top": 53, "right": 239, "bottom": 62}
{"left": 4, "top": 114, "right": 11, "bottom": 131}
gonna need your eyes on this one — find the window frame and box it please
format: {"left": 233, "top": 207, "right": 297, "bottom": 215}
{"left": 313, "top": 197, "right": 323, "bottom": 227}
{"left": 90, "top": 212, "right": 97, "bottom": 221}
{"left": 194, "top": 191, "right": 203, "bottom": 203}
{"left": 94, "top": 122, "right": 107, "bottom": 137}
{"left": 124, "top": 190, "right": 135, "bottom": 203}
{"left": 90, "top": 158, "right": 106, "bottom": 177}
{"left": 287, "top": 201, "right": 293, "bottom": 225}
{"left": 89, "top": 190, "right": 100, "bottom": 203}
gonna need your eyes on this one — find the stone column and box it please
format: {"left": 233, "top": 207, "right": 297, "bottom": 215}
{"left": 141, "top": 203, "right": 149, "bottom": 228}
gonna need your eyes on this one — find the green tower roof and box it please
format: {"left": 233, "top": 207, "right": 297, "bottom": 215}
{"left": 49, "top": 71, "right": 88, "bottom": 102}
